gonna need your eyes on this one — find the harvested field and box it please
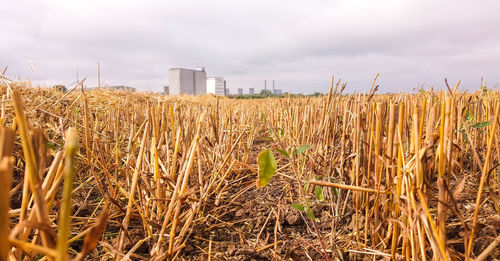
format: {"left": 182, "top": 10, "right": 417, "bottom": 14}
{"left": 0, "top": 78, "right": 500, "bottom": 260}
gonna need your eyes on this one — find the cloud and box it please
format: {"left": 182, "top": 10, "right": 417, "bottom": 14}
{"left": 1, "top": 0, "right": 500, "bottom": 93}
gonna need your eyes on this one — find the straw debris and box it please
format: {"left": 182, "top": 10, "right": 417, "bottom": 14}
{"left": 0, "top": 79, "right": 499, "bottom": 260}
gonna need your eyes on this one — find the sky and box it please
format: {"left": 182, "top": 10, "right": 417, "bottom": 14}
{"left": 1, "top": 0, "right": 500, "bottom": 94}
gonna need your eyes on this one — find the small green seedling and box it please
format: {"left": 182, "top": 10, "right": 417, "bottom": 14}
{"left": 256, "top": 149, "right": 277, "bottom": 188}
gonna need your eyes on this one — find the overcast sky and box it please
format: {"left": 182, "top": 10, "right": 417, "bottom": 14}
{"left": 1, "top": 0, "right": 500, "bottom": 93}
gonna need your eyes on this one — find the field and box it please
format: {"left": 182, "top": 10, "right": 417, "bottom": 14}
{"left": 0, "top": 77, "right": 499, "bottom": 260}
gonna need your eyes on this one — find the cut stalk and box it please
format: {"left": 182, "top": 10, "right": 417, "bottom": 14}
{"left": 12, "top": 90, "right": 55, "bottom": 248}
{"left": 0, "top": 126, "right": 14, "bottom": 261}
{"left": 56, "top": 128, "right": 79, "bottom": 261}
{"left": 466, "top": 101, "right": 500, "bottom": 259}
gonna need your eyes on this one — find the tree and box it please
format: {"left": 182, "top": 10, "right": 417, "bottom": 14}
{"left": 53, "top": 85, "right": 67, "bottom": 93}
{"left": 260, "top": 89, "right": 272, "bottom": 96}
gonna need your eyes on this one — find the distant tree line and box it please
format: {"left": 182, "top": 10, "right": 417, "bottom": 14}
{"left": 228, "top": 90, "right": 325, "bottom": 99}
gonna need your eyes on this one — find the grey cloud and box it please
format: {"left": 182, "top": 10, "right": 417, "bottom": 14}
{"left": 1, "top": 0, "right": 500, "bottom": 93}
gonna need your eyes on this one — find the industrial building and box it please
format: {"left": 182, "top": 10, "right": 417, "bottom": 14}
{"left": 168, "top": 67, "right": 206, "bottom": 95}
{"left": 237, "top": 88, "right": 243, "bottom": 95}
{"left": 249, "top": 88, "right": 255, "bottom": 95}
{"left": 206, "top": 77, "right": 227, "bottom": 95}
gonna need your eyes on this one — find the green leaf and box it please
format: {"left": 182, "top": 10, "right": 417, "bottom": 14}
{"left": 260, "top": 112, "right": 267, "bottom": 123}
{"left": 472, "top": 121, "right": 491, "bottom": 129}
{"left": 291, "top": 203, "right": 304, "bottom": 212}
{"left": 256, "top": 149, "right": 277, "bottom": 188}
{"left": 305, "top": 200, "right": 315, "bottom": 219}
{"left": 465, "top": 110, "right": 473, "bottom": 122}
{"left": 276, "top": 148, "right": 289, "bottom": 158}
{"left": 314, "top": 186, "right": 324, "bottom": 202}
{"left": 296, "top": 144, "right": 311, "bottom": 155}
{"left": 268, "top": 127, "right": 274, "bottom": 136}
{"left": 45, "top": 142, "right": 57, "bottom": 150}
{"left": 460, "top": 129, "right": 469, "bottom": 144}
{"left": 332, "top": 187, "right": 339, "bottom": 197}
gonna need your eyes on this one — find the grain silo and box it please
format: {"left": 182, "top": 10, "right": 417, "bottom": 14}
{"left": 168, "top": 67, "right": 207, "bottom": 95}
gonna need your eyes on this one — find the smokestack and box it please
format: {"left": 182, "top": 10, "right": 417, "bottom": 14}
{"left": 264, "top": 80, "right": 267, "bottom": 90}
{"left": 272, "top": 80, "right": 275, "bottom": 92}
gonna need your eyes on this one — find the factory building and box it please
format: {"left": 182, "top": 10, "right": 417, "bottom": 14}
{"left": 168, "top": 67, "right": 206, "bottom": 95}
{"left": 206, "top": 77, "right": 227, "bottom": 95}
{"left": 238, "top": 88, "right": 243, "bottom": 95}
{"left": 271, "top": 80, "right": 282, "bottom": 95}
{"left": 249, "top": 88, "right": 255, "bottom": 95}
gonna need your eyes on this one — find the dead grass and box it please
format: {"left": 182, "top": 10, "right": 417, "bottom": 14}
{"left": 0, "top": 77, "right": 499, "bottom": 260}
